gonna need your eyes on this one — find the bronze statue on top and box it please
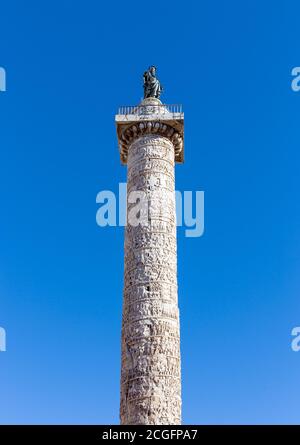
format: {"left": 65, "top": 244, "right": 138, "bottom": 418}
{"left": 143, "top": 66, "right": 163, "bottom": 99}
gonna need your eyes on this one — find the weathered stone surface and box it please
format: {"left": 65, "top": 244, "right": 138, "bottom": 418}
{"left": 117, "top": 98, "right": 183, "bottom": 425}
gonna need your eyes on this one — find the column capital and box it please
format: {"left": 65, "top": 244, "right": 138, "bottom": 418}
{"left": 115, "top": 99, "right": 184, "bottom": 165}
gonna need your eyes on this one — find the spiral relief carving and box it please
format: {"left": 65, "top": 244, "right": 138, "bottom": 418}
{"left": 120, "top": 132, "right": 181, "bottom": 425}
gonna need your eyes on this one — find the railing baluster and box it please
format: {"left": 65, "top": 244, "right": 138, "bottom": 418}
{"left": 119, "top": 104, "right": 182, "bottom": 115}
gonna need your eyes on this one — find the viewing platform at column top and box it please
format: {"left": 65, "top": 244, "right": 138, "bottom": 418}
{"left": 115, "top": 97, "right": 184, "bottom": 165}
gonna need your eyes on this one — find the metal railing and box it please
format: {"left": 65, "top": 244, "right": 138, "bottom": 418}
{"left": 118, "top": 104, "right": 183, "bottom": 115}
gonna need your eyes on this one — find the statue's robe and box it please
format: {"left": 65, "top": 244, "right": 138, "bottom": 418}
{"left": 144, "top": 72, "right": 162, "bottom": 98}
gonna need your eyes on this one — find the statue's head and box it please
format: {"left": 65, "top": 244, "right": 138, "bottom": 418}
{"left": 149, "top": 66, "right": 156, "bottom": 75}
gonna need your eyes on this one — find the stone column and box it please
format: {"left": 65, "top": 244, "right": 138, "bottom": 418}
{"left": 116, "top": 98, "right": 184, "bottom": 425}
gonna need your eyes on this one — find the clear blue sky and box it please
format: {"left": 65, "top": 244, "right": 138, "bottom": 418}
{"left": 0, "top": 0, "right": 299, "bottom": 425}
